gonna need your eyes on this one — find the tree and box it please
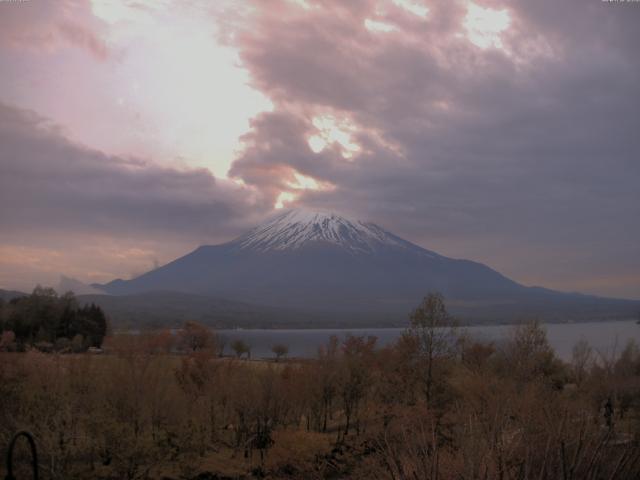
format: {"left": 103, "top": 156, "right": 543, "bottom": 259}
{"left": 71, "top": 334, "right": 85, "bottom": 353}
{"left": 145, "top": 328, "right": 175, "bottom": 354}
{"left": 408, "top": 292, "right": 457, "bottom": 404}
{"left": 231, "top": 339, "right": 250, "bottom": 359}
{"left": 339, "top": 334, "right": 377, "bottom": 435}
{"left": 178, "top": 321, "right": 216, "bottom": 353}
{"left": 85, "top": 303, "right": 108, "bottom": 347}
{"left": 57, "top": 304, "right": 76, "bottom": 340}
{"left": 3, "top": 288, "right": 108, "bottom": 349}
{"left": 0, "top": 297, "right": 5, "bottom": 331}
{"left": 0, "top": 330, "right": 16, "bottom": 351}
{"left": 571, "top": 338, "right": 593, "bottom": 386}
{"left": 271, "top": 344, "right": 288, "bottom": 362}
{"left": 307, "top": 335, "right": 340, "bottom": 432}
{"left": 504, "top": 321, "right": 561, "bottom": 384}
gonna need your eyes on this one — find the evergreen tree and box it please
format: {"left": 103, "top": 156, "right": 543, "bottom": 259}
{"left": 4, "top": 288, "right": 108, "bottom": 350}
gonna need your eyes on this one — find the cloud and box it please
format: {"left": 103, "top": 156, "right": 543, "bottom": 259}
{"left": 57, "top": 21, "right": 109, "bottom": 60}
{"left": 0, "top": 0, "right": 110, "bottom": 60}
{"left": 0, "top": 103, "right": 266, "bottom": 289}
{"left": 223, "top": 0, "right": 640, "bottom": 298}
{"left": 1, "top": 0, "right": 639, "bottom": 299}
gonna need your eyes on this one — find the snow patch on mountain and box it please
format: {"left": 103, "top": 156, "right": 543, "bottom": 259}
{"left": 232, "top": 209, "right": 419, "bottom": 254}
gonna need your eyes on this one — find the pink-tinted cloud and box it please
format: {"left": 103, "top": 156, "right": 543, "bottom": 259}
{"left": 57, "top": 20, "right": 109, "bottom": 60}
{"left": 0, "top": 0, "right": 110, "bottom": 60}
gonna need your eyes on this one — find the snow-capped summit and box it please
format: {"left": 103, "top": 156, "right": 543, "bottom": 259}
{"left": 232, "top": 209, "right": 408, "bottom": 254}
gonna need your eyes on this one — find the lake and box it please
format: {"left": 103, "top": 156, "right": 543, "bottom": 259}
{"left": 218, "top": 319, "right": 640, "bottom": 361}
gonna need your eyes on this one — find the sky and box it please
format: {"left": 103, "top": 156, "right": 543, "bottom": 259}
{"left": 0, "top": 0, "right": 639, "bottom": 299}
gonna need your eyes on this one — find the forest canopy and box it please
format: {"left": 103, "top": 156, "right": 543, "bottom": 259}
{"left": 0, "top": 286, "right": 108, "bottom": 352}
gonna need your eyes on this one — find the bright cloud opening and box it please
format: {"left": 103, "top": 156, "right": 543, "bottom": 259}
{"left": 463, "top": 3, "right": 511, "bottom": 50}
{"left": 287, "top": 0, "right": 312, "bottom": 9}
{"left": 392, "top": 0, "right": 429, "bottom": 18}
{"left": 364, "top": 19, "right": 396, "bottom": 33}
{"left": 308, "top": 135, "right": 327, "bottom": 153}
{"left": 91, "top": 0, "right": 161, "bottom": 24}
{"left": 287, "top": 172, "right": 321, "bottom": 190}
{"left": 275, "top": 171, "right": 335, "bottom": 209}
{"left": 307, "top": 115, "right": 361, "bottom": 159}
{"left": 275, "top": 191, "right": 296, "bottom": 209}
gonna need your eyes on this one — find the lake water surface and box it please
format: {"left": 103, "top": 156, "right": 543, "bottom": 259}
{"left": 218, "top": 320, "right": 640, "bottom": 361}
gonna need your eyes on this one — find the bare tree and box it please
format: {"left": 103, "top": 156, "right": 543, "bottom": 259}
{"left": 407, "top": 292, "right": 457, "bottom": 404}
{"left": 177, "top": 321, "right": 216, "bottom": 353}
{"left": 572, "top": 338, "right": 593, "bottom": 386}
{"left": 340, "top": 335, "right": 377, "bottom": 436}
{"left": 271, "top": 343, "right": 289, "bottom": 362}
{"left": 505, "top": 321, "right": 559, "bottom": 383}
{"left": 318, "top": 336, "right": 339, "bottom": 432}
{"left": 231, "top": 339, "right": 251, "bottom": 359}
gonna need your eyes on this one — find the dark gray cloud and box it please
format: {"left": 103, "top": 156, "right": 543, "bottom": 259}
{"left": 226, "top": 0, "right": 640, "bottom": 298}
{"left": 0, "top": 103, "right": 263, "bottom": 242}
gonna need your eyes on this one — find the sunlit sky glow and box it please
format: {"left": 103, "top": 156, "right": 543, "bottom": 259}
{"left": 1, "top": 0, "right": 639, "bottom": 299}
{"left": 365, "top": 18, "right": 397, "bottom": 33}
{"left": 392, "top": 0, "right": 429, "bottom": 18}
{"left": 308, "top": 115, "right": 361, "bottom": 159}
{"left": 463, "top": 3, "right": 511, "bottom": 49}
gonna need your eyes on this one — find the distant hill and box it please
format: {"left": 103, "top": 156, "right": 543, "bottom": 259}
{"left": 0, "top": 289, "right": 27, "bottom": 301}
{"left": 92, "top": 209, "right": 640, "bottom": 325}
{"left": 76, "top": 291, "right": 377, "bottom": 330}
{"left": 58, "top": 275, "right": 104, "bottom": 295}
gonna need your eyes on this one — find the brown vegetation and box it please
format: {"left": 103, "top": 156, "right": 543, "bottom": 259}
{"left": 2, "top": 295, "right": 640, "bottom": 479}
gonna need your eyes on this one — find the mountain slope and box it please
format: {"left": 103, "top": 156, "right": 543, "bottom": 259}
{"left": 96, "top": 209, "right": 640, "bottom": 322}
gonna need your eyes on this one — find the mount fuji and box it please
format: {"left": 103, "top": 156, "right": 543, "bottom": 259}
{"left": 94, "top": 209, "right": 639, "bottom": 324}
